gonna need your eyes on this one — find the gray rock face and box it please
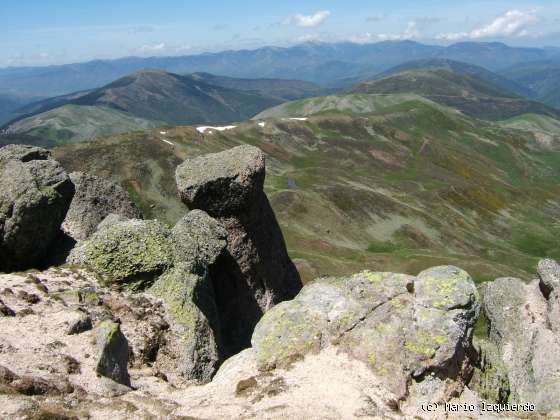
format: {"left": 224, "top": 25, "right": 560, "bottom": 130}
{"left": 251, "top": 266, "right": 480, "bottom": 402}
{"left": 62, "top": 172, "right": 142, "bottom": 241}
{"left": 94, "top": 320, "right": 130, "bottom": 386}
{"left": 538, "top": 259, "right": 560, "bottom": 333}
{"left": 171, "top": 210, "right": 227, "bottom": 271}
{"left": 149, "top": 264, "right": 222, "bottom": 383}
{"left": 176, "top": 145, "right": 265, "bottom": 217}
{"left": 482, "top": 269, "right": 560, "bottom": 412}
{"left": 0, "top": 145, "right": 74, "bottom": 271}
{"left": 176, "top": 145, "right": 302, "bottom": 355}
{"left": 0, "top": 144, "right": 51, "bottom": 162}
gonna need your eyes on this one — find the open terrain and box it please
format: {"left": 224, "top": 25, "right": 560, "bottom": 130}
{"left": 53, "top": 95, "right": 560, "bottom": 283}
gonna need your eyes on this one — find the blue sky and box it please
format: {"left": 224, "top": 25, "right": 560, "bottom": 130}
{"left": 2, "top": 1, "right": 560, "bottom": 67}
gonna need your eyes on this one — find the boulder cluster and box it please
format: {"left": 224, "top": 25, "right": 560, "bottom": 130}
{"left": 1, "top": 142, "right": 560, "bottom": 418}
{"left": 1, "top": 143, "right": 302, "bottom": 385}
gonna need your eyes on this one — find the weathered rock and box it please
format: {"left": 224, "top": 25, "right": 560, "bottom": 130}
{"left": 0, "top": 144, "right": 51, "bottom": 162}
{"left": 171, "top": 209, "right": 227, "bottom": 272}
{"left": 469, "top": 337, "right": 511, "bottom": 404}
{"left": 0, "top": 145, "right": 74, "bottom": 271}
{"left": 62, "top": 172, "right": 142, "bottom": 241}
{"left": 0, "top": 298, "right": 15, "bottom": 316}
{"left": 94, "top": 320, "right": 130, "bottom": 386}
{"left": 252, "top": 266, "right": 480, "bottom": 402}
{"left": 66, "top": 311, "right": 93, "bottom": 335}
{"left": 176, "top": 145, "right": 302, "bottom": 354}
{"left": 149, "top": 264, "right": 221, "bottom": 383}
{"left": 482, "top": 270, "right": 560, "bottom": 412}
{"left": 176, "top": 145, "right": 265, "bottom": 217}
{"left": 538, "top": 259, "right": 560, "bottom": 332}
{"left": 68, "top": 219, "right": 174, "bottom": 287}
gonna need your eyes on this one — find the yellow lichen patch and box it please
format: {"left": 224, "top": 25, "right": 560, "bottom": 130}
{"left": 360, "top": 270, "right": 384, "bottom": 283}
{"left": 405, "top": 341, "right": 436, "bottom": 358}
{"left": 368, "top": 352, "right": 377, "bottom": 367}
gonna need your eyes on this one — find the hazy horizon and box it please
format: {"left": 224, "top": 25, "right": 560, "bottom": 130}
{"left": 3, "top": 0, "right": 560, "bottom": 68}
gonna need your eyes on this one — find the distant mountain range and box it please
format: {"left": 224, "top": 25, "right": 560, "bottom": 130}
{"left": 500, "top": 60, "right": 560, "bottom": 108}
{"left": 1, "top": 70, "right": 326, "bottom": 145}
{"left": 3, "top": 51, "right": 560, "bottom": 145}
{"left": 1, "top": 41, "right": 560, "bottom": 98}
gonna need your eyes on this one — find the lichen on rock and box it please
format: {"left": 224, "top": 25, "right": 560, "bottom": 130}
{"left": 252, "top": 266, "right": 480, "bottom": 402}
{"left": 68, "top": 219, "right": 174, "bottom": 287}
{"left": 149, "top": 264, "right": 222, "bottom": 383}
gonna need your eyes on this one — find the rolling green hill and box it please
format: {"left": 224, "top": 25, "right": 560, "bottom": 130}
{"left": 375, "top": 58, "right": 535, "bottom": 98}
{"left": 1, "top": 105, "right": 162, "bottom": 147}
{"left": 351, "top": 69, "right": 560, "bottom": 120}
{"left": 4, "top": 70, "right": 318, "bottom": 145}
{"left": 186, "top": 72, "right": 327, "bottom": 101}
{"left": 52, "top": 97, "right": 560, "bottom": 284}
{"left": 253, "top": 93, "right": 446, "bottom": 119}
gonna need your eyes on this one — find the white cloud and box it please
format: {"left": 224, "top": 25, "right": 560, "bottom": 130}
{"left": 285, "top": 10, "right": 331, "bottom": 28}
{"left": 437, "top": 9, "right": 538, "bottom": 41}
{"left": 140, "top": 42, "right": 166, "bottom": 53}
{"left": 377, "top": 21, "right": 421, "bottom": 41}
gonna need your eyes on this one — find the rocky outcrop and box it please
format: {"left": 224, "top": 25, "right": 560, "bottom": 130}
{"left": 176, "top": 145, "right": 302, "bottom": 354}
{"left": 252, "top": 266, "right": 480, "bottom": 403}
{"left": 68, "top": 219, "right": 174, "bottom": 287}
{"left": 62, "top": 172, "right": 142, "bottom": 241}
{"left": 0, "top": 145, "right": 74, "bottom": 271}
{"left": 480, "top": 261, "right": 560, "bottom": 412}
{"left": 171, "top": 210, "right": 227, "bottom": 272}
{"left": 149, "top": 264, "right": 222, "bottom": 383}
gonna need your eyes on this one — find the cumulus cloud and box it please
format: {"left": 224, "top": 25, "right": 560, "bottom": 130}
{"left": 285, "top": 10, "right": 331, "bottom": 28}
{"left": 437, "top": 9, "right": 538, "bottom": 41}
{"left": 140, "top": 42, "right": 166, "bottom": 53}
{"left": 377, "top": 21, "right": 421, "bottom": 41}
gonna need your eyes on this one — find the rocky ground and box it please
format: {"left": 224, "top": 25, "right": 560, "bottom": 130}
{"left": 1, "top": 144, "right": 560, "bottom": 419}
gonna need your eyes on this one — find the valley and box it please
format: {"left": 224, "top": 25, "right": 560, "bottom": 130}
{"left": 52, "top": 94, "right": 560, "bottom": 283}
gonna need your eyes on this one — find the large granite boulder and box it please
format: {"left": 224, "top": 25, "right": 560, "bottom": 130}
{"left": 176, "top": 145, "right": 265, "bottom": 217}
{"left": 176, "top": 145, "right": 302, "bottom": 355}
{"left": 68, "top": 219, "right": 174, "bottom": 288}
{"left": 481, "top": 261, "right": 560, "bottom": 412}
{"left": 0, "top": 145, "right": 74, "bottom": 271}
{"left": 62, "top": 172, "right": 142, "bottom": 241}
{"left": 251, "top": 266, "right": 480, "bottom": 402}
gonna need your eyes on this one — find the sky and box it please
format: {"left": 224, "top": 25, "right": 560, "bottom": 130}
{"left": 2, "top": 0, "right": 560, "bottom": 67}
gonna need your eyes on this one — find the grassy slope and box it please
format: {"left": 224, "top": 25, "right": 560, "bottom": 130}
{"left": 352, "top": 70, "right": 560, "bottom": 121}
{"left": 4, "top": 105, "right": 162, "bottom": 147}
{"left": 53, "top": 98, "right": 560, "bottom": 284}
{"left": 253, "top": 93, "right": 444, "bottom": 119}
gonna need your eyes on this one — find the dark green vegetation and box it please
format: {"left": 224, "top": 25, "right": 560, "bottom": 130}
{"left": 3, "top": 70, "right": 326, "bottom": 145}
{"left": 52, "top": 96, "right": 560, "bottom": 283}
{"left": 186, "top": 73, "right": 328, "bottom": 101}
{"left": 500, "top": 60, "right": 560, "bottom": 108}
{"left": 376, "top": 58, "right": 534, "bottom": 98}
{"left": 351, "top": 69, "right": 560, "bottom": 120}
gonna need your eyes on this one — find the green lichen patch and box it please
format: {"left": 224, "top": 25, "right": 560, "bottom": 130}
{"left": 71, "top": 219, "right": 173, "bottom": 287}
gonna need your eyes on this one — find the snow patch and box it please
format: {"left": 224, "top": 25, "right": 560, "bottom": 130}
{"left": 159, "top": 131, "right": 168, "bottom": 135}
{"left": 160, "top": 138, "right": 174, "bottom": 145}
{"left": 258, "top": 122, "right": 266, "bottom": 127}
{"left": 196, "top": 125, "right": 237, "bottom": 134}
{"left": 282, "top": 117, "right": 309, "bottom": 121}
